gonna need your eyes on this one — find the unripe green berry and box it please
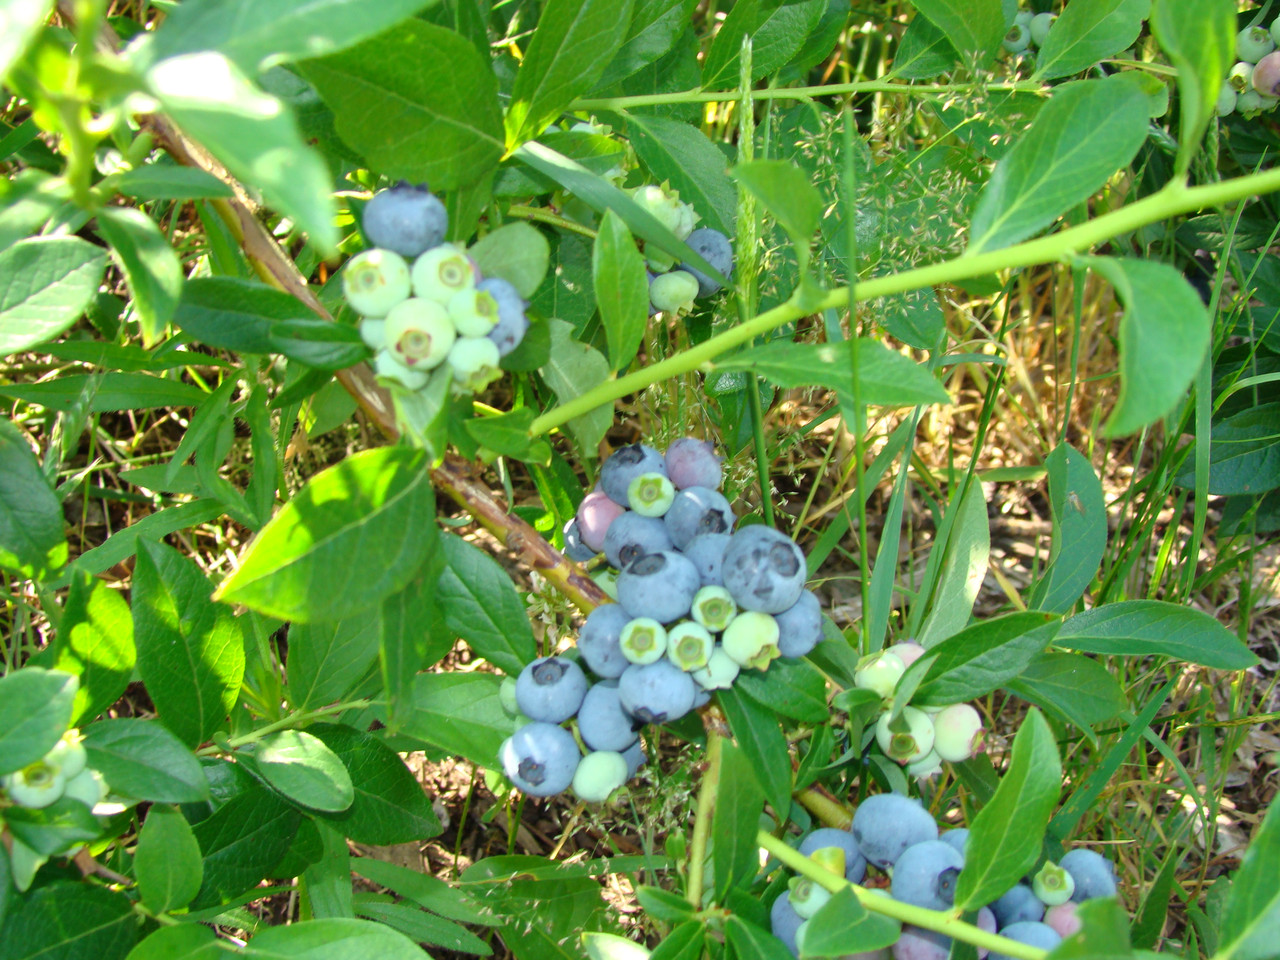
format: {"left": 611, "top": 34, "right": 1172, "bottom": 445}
{"left": 1218, "top": 83, "right": 1239, "bottom": 116}
{"left": 621, "top": 617, "right": 668, "bottom": 665}
{"left": 906, "top": 749, "right": 943, "bottom": 779}
{"left": 627, "top": 472, "right": 676, "bottom": 517}
{"left": 342, "top": 249, "right": 412, "bottom": 318}
{"left": 853, "top": 649, "right": 906, "bottom": 699}
{"left": 1238, "top": 88, "right": 1266, "bottom": 115}
{"left": 1014, "top": 10, "right": 1034, "bottom": 27}
{"left": 1003, "top": 23, "right": 1031, "bottom": 53}
{"left": 359, "top": 318, "right": 386, "bottom": 350}
{"left": 412, "top": 243, "right": 476, "bottom": 303}
{"left": 448, "top": 287, "right": 500, "bottom": 337}
{"left": 62, "top": 768, "right": 107, "bottom": 808}
{"left": 1230, "top": 61, "right": 1255, "bottom": 92}
{"left": 45, "top": 729, "right": 87, "bottom": 780}
{"left": 931, "top": 702, "right": 986, "bottom": 762}
{"left": 573, "top": 750, "right": 628, "bottom": 802}
{"left": 447, "top": 336, "right": 502, "bottom": 394}
{"left": 788, "top": 876, "right": 831, "bottom": 920}
{"left": 691, "top": 585, "right": 737, "bottom": 632}
{"left": 1238, "top": 25, "right": 1276, "bottom": 63}
{"left": 3, "top": 760, "right": 66, "bottom": 809}
{"left": 1029, "top": 12, "right": 1056, "bottom": 46}
{"left": 667, "top": 622, "right": 714, "bottom": 671}
{"left": 1032, "top": 861, "right": 1076, "bottom": 906}
{"left": 384, "top": 297, "right": 456, "bottom": 370}
{"left": 721, "top": 611, "right": 781, "bottom": 670}
{"left": 875, "top": 706, "right": 935, "bottom": 765}
{"left": 691, "top": 646, "right": 740, "bottom": 689}
{"left": 649, "top": 270, "right": 700, "bottom": 315}
{"left": 374, "top": 350, "right": 430, "bottom": 390}
{"left": 499, "top": 676, "right": 520, "bottom": 716}
{"left": 808, "top": 846, "right": 846, "bottom": 878}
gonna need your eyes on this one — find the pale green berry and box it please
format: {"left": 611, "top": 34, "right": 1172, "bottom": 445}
{"left": 359, "top": 318, "right": 387, "bottom": 350}
{"left": 621, "top": 617, "right": 668, "bottom": 665}
{"left": 721, "top": 611, "right": 781, "bottom": 671}
{"left": 1230, "top": 61, "right": 1255, "bottom": 92}
{"left": 45, "top": 729, "right": 87, "bottom": 780}
{"left": 384, "top": 297, "right": 455, "bottom": 370}
{"left": 853, "top": 649, "right": 906, "bottom": 699}
{"left": 374, "top": 349, "right": 430, "bottom": 390}
{"left": 649, "top": 271, "right": 700, "bottom": 315}
{"left": 1238, "top": 88, "right": 1265, "bottom": 115}
{"left": 573, "top": 750, "right": 628, "bottom": 802}
{"left": 932, "top": 702, "right": 985, "bottom": 762}
{"left": 62, "top": 768, "right": 108, "bottom": 808}
{"left": 667, "top": 622, "right": 714, "bottom": 671}
{"left": 447, "top": 336, "right": 502, "bottom": 394}
{"left": 1014, "top": 10, "right": 1033, "bottom": 27}
{"left": 788, "top": 876, "right": 832, "bottom": 920}
{"left": 499, "top": 676, "right": 520, "bottom": 716}
{"left": 412, "top": 243, "right": 476, "bottom": 303}
{"left": 448, "top": 287, "right": 500, "bottom": 337}
{"left": 691, "top": 646, "right": 740, "bottom": 689}
{"left": 1217, "top": 83, "right": 1238, "bottom": 116}
{"left": 3, "top": 760, "right": 66, "bottom": 809}
{"left": 1237, "top": 25, "right": 1276, "bottom": 63}
{"left": 342, "top": 249, "right": 412, "bottom": 318}
{"left": 691, "top": 585, "right": 737, "bottom": 632}
{"left": 627, "top": 472, "right": 676, "bottom": 517}
{"left": 875, "top": 706, "right": 935, "bottom": 765}
{"left": 907, "top": 749, "right": 942, "bottom": 779}
{"left": 1028, "top": 11, "right": 1055, "bottom": 46}
{"left": 1003, "top": 22, "right": 1031, "bottom": 53}
{"left": 1272, "top": 17, "right": 1280, "bottom": 48}
{"left": 1033, "top": 861, "right": 1076, "bottom": 906}
{"left": 630, "top": 184, "right": 697, "bottom": 241}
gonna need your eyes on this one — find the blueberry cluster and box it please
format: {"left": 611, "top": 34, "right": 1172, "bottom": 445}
{"left": 498, "top": 439, "right": 821, "bottom": 802}
{"left": 629, "top": 184, "right": 734, "bottom": 314}
{"left": 342, "top": 182, "right": 529, "bottom": 394}
{"left": 0, "top": 728, "right": 105, "bottom": 812}
{"left": 1218, "top": 23, "right": 1280, "bottom": 117}
{"left": 1001, "top": 9, "right": 1057, "bottom": 56}
{"left": 771, "top": 795, "right": 1120, "bottom": 959}
{"left": 852, "top": 643, "right": 986, "bottom": 776}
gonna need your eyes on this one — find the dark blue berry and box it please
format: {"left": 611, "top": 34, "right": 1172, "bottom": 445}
{"left": 680, "top": 228, "right": 733, "bottom": 298}
{"left": 603, "top": 512, "right": 674, "bottom": 571}
{"left": 722, "top": 525, "right": 807, "bottom": 614}
{"left": 578, "top": 604, "right": 632, "bottom": 679}
{"left": 363, "top": 182, "right": 448, "bottom": 258}
{"left": 600, "top": 444, "right": 667, "bottom": 507}
{"left": 499, "top": 722, "right": 579, "bottom": 797}
{"left": 515, "top": 657, "right": 587, "bottom": 724}
{"left": 616, "top": 550, "right": 702, "bottom": 623}
{"left": 663, "top": 486, "right": 735, "bottom": 550}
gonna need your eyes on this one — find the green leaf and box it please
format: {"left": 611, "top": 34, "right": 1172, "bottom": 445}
{"left": 467, "top": 223, "right": 551, "bottom": 299}
{"left": 3, "top": 795, "right": 101, "bottom": 855}
{"left": 0, "top": 882, "right": 137, "bottom": 960}
{"left": 1151, "top": 0, "right": 1235, "bottom": 176}
{"left": 132, "top": 540, "right": 246, "bottom": 747}
{"left": 53, "top": 569, "right": 136, "bottom": 724}
{"left": 734, "top": 657, "right": 830, "bottom": 724}
{"left": 96, "top": 206, "right": 184, "bottom": 347}
{"left": 906, "top": 0, "right": 1004, "bottom": 61}
{"left": 146, "top": 52, "right": 338, "bottom": 255}
{"left": 1053, "top": 899, "right": 1137, "bottom": 960}
{"left": 253, "top": 730, "right": 355, "bottom": 813}
{"left": 540, "top": 319, "right": 613, "bottom": 454}
{"left": 717, "top": 686, "right": 791, "bottom": 818}
{"left": 437, "top": 533, "right": 536, "bottom": 676}
{"left": 1034, "top": 0, "right": 1150, "bottom": 80}
{"left": 593, "top": 210, "right": 650, "bottom": 373}
{"left": 1174, "top": 402, "right": 1280, "bottom": 496}
{"left": 175, "top": 277, "right": 317, "bottom": 353}
{"left": 1086, "top": 257, "right": 1212, "bottom": 436}
{"left": 1219, "top": 797, "right": 1280, "bottom": 960}
{"left": 269, "top": 318, "right": 368, "bottom": 371}
{"left": 1004, "top": 652, "right": 1126, "bottom": 736}
{"left": 115, "top": 163, "right": 235, "bottom": 200}
{"left": 465, "top": 409, "right": 549, "bottom": 463}
{"left": 906, "top": 612, "right": 1060, "bottom": 706}
{"left": 0, "top": 668, "right": 77, "bottom": 777}
{"left": 397, "top": 673, "right": 510, "bottom": 767}
{"left": 287, "top": 616, "right": 381, "bottom": 711}
{"left": 191, "top": 785, "right": 301, "bottom": 907}
{"left": 701, "top": 0, "right": 829, "bottom": 88}
{"left": 801, "top": 886, "right": 901, "bottom": 956}
{"left": 1056, "top": 600, "right": 1260, "bottom": 669}
{"left": 714, "top": 339, "right": 950, "bottom": 408}
{"left": 0, "top": 236, "right": 108, "bottom": 357}
{"left": 712, "top": 740, "right": 766, "bottom": 901}
{"left": 352, "top": 858, "right": 497, "bottom": 926}
{"left": 0, "top": 418, "right": 68, "bottom": 579}
{"left": 967, "top": 75, "right": 1150, "bottom": 254}
{"left": 144, "top": 0, "right": 438, "bottom": 74}
{"left": 300, "top": 21, "right": 503, "bottom": 190}
{"left": 0, "top": 372, "right": 206, "bottom": 412}
{"left": 725, "top": 916, "right": 793, "bottom": 960}
{"left": 355, "top": 899, "right": 491, "bottom": 955}
{"left": 954, "top": 708, "right": 1061, "bottom": 910}
{"left": 595, "top": 0, "right": 697, "bottom": 88}
{"left": 82, "top": 718, "right": 211, "bottom": 802}
{"left": 635, "top": 886, "right": 697, "bottom": 925}
{"left": 1027, "top": 443, "right": 1106, "bottom": 613}
{"left": 243, "top": 918, "right": 431, "bottom": 959}
{"left": 916, "top": 480, "right": 990, "bottom": 646}
{"left": 891, "top": 13, "right": 959, "bottom": 79}
{"left": 64, "top": 500, "right": 225, "bottom": 584}
{"left": 136, "top": 804, "right": 204, "bottom": 914}
{"left": 649, "top": 922, "right": 704, "bottom": 960}
{"left": 626, "top": 114, "right": 736, "bottom": 237}
{"left": 506, "top": 0, "right": 637, "bottom": 146}
{"left": 731, "top": 160, "right": 823, "bottom": 247}
{"left": 216, "top": 446, "right": 437, "bottom": 623}
{"left": 126, "top": 924, "right": 222, "bottom": 960}
{"left": 0, "top": 0, "right": 53, "bottom": 83}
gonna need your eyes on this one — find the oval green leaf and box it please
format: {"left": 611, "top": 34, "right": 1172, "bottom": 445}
{"left": 1056, "top": 600, "right": 1259, "bottom": 670}
{"left": 0, "top": 668, "right": 77, "bottom": 777}
{"left": 0, "top": 236, "right": 108, "bottom": 358}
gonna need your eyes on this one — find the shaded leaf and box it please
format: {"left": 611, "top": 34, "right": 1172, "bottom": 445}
{"left": 1056, "top": 600, "right": 1259, "bottom": 670}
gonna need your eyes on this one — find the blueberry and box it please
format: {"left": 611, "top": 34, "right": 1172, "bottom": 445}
{"left": 722, "top": 526, "right": 807, "bottom": 614}
{"left": 679, "top": 228, "right": 733, "bottom": 298}
{"left": 516, "top": 657, "right": 588, "bottom": 724}
{"left": 1032, "top": 860, "right": 1075, "bottom": 906}
{"left": 774, "top": 590, "right": 823, "bottom": 658}
{"left": 362, "top": 182, "right": 448, "bottom": 258}
{"left": 666, "top": 622, "right": 714, "bottom": 671}
{"left": 499, "top": 676, "right": 520, "bottom": 716}
{"left": 628, "top": 472, "right": 676, "bottom": 517}
{"left": 618, "top": 660, "right": 697, "bottom": 725}
{"left": 1230, "top": 61, "right": 1255, "bottom": 92}
{"left": 375, "top": 349, "right": 429, "bottom": 390}
{"left": 854, "top": 649, "right": 906, "bottom": 699}
{"left": 721, "top": 611, "right": 781, "bottom": 671}
{"left": 1253, "top": 50, "right": 1280, "bottom": 97}
{"left": 47, "top": 731, "right": 87, "bottom": 780}
{"left": 1060, "top": 848, "right": 1117, "bottom": 901}
{"left": 411, "top": 243, "right": 477, "bottom": 304}
{"left": 649, "top": 270, "right": 700, "bottom": 315}
{"left": 576, "top": 491, "right": 625, "bottom": 553}
{"left": 988, "top": 922, "right": 1060, "bottom": 960}
{"left": 1273, "top": 17, "right": 1280, "bottom": 47}
{"left": 577, "top": 681, "right": 640, "bottom": 752}
{"left": 600, "top": 444, "right": 668, "bottom": 507}
{"left": 3, "top": 760, "right": 66, "bottom": 809}
{"left": 798, "top": 827, "right": 867, "bottom": 884}
{"left": 787, "top": 876, "right": 831, "bottom": 920}
{"left": 682, "top": 532, "right": 731, "bottom": 587}
{"left": 892, "top": 925, "right": 950, "bottom": 960}
{"left": 931, "top": 703, "right": 985, "bottom": 763}
{"left": 572, "top": 750, "right": 628, "bottom": 802}
{"left": 770, "top": 892, "right": 804, "bottom": 958}
{"left": 1217, "top": 83, "right": 1238, "bottom": 116}
{"left": 631, "top": 184, "right": 697, "bottom": 249}
{"left": 620, "top": 617, "right": 668, "bottom": 665}
{"left": 1002, "top": 23, "right": 1031, "bottom": 54}
{"left": 851, "top": 794, "right": 939, "bottom": 870}
{"left": 360, "top": 318, "right": 386, "bottom": 350}
{"left": 603, "top": 512, "right": 674, "bottom": 570}
{"left": 939, "top": 828, "right": 968, "bottom": 861}
{"left": 342, "top": 248, "right": 412, "bottom": 318}
{"left": 563, "top": 519, "right": 597, "bottom": 562}
{"left": 990, "top": 883, "right": 1045, "bottom": 927}
{"left": 691, "top": 646, "right": 740, "bottom": 689}
{"left": 891, "top": 841, "right": 964, "bottom": 911}
{"left": 1014, "top": 10, "right": 1033, "bottom": 27}
{"left": 616, "top": 550, "right": 702, "bottom": 623}
{"left": 907, "top": 749, "right": 942, "bottom": 780}
{"left": 62, "top": 767, "right": 107, "bottom": 808}
{"left": 690, "top": 585, "right": 737, "bottom": 632}
{"left": 384, "top": 297, "right": 456, "bottom": 370}
{"left": 876, "top": 706, "right": 935, "bottom": 765}
{"left": 478, "top": 277, "right": 529, "bottom": 356}
{"left": 499, "top": 722, "right": 580, "bottom": 797}
{"left": 664, "top": 437, "right": 723, "bottom": 489}
{"left": 663, "top": 486, "right": 735, "bottom": 550}
{"left": 1237, "top": 88, "right": 1268, "bottom": 115}
{"left": 889, "top": 640, "right": 926, "bottom": 667}
{"left": 1044, "top": 902, "right": 1082, "bottom": 937}
{"left": 1239, "top": 25, "right": 1276, "bottom": 62}
{"left": 448, "top": 287, "right": 500, "bottom": 338}
{"left": 578, "top": 604, "right": 633, "bottom": 679}
{"left": 1028, "top": 11, "right": 1055, "bottom": 46}
{"left": 447, "top": 336, "right": 502, "bottom": 393}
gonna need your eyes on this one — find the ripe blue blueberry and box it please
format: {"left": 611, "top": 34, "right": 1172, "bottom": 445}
{"left": 774, "top": 590, "right": 823, "bottom": 658}
{"left": 516, "top": 657, "right": 588, "bottom": 724}
{"left": 622, "top": 738, "right": 647, "bottom": 778}
{"left": 939, "top": 828, "right": 968, "bottom": 861}
{"left": 850, "top": 793, "right": 939, "bottom": 870}
{"left": 663, "top": 486, "right": 735, "bottom": 550}
{"left": 362, "top": 182, "right": 448, "bottom": 258}
{"left": 770, "top": 892, "right": 804, "bottom": 958}
{"left": 499, "top": 722, "right": 580, "bottom": 797}
{"left": 578, "top": 604, "right": 633, "bottom": 679}
{"left": 576, "top": 491, "right": 625, "bottom": 553}
{"left": 798, "top": 827, "right": 867, "bottom": 884}
{"left": 603, "top": 512, "right": 674, "bottom": 570}
{"left": 563, "top": 519, "right": 597, "bottom": 562}
{"left": 618, "top": 660, "right": 697, "bottom": 725}
{"left": 682, "top": 532, "right": 731, "bottom": 587}
{"left": 890, "top": 841, "right": 964, "bottom": 911}
{"left": 664, "top": 437, "right": 723, "bottom": 489}
{"left": 679, "top": 228, "right": 733, "bottom": 298}
{"left": 478, "top": 277, "right": 529, "bottom": 356}
{"left": 616, "top": 550, "right": 702, "bottom": 623}
{"left": 600, "top": 444, "right": 668, "bottom": 507}
{"left": 572, "top": 750, "right": 628, "bottom": 802}
{"left": 990, "top": 883, "right": 1045, "bottom": 927}
{"left": 577, "top": 681, "right": 640, "bottom": 752}
{"left": 1060, "top": 848, "right": 1117, "bottom": 901}
{"left": 988, "top": 922, "right": 1061, "bottom": 960}
{"left": 722, "top": 525, "right": 807, "bottom": 614}
{"left": 628, "top": 472, "right": 676, "bottom": 517}
{"left": 892, "top": 925, "right": 950, "bottom": 960}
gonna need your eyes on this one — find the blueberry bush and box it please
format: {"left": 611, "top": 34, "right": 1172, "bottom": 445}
{"left": 1, "top": 0, "right": 1278, "bottom": 958}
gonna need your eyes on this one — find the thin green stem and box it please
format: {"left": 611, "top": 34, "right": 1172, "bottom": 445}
{"left": 196, "top": 699, "right": 372, "bottom": 755}
{"left": 528, "top": 168, "right": 1280, "bottom": 439}
{"left": 686, "top": 726, "right": 723, "bottom": 909}
{"left": 507, "top": 204, "right": 598, "bottom": 239}
{"left": 758, "top": 832, "right": 1047, "bottom": 960}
